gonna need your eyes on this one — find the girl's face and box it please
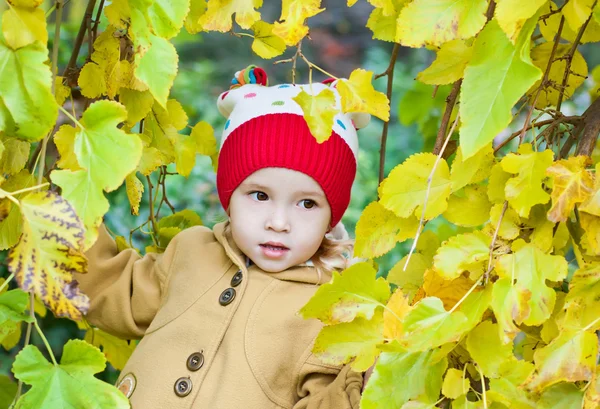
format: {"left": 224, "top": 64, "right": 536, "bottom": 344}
{"left": 228, "top": 167, "right": 331, "bottom": 273}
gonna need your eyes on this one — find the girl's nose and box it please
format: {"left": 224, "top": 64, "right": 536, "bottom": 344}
{"left": 265, "top": 208, "right": 290, "bottom": 232}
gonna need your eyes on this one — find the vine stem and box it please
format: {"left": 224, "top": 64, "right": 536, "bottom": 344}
{"left": 33, "top": 319, "right": 58, "bottom": 365}
{"left": 63, "top": 0, "right": 98, "bottom": 84}
{"left": 59, "top": 105, "right": 84, "bottom": 129}
{"left": 433, "top": 79, "right": 462, "bottom": 156}
{"left": 376, "top": 44, "right": 400, "bottom": 188}
{"left": 0, "top": 273, "right": 14, "bottom": 293}
{"left": 403, "top": 113, "right": 460, "bottom": 271}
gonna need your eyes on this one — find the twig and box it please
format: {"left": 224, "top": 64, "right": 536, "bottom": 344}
{"left": 433, "top": 79, "right": 462, "bottom": 155}
{"left": 449, "top": 275, "right": 484, "bottom": 314}
{"left": 273, "top": 41, "right": 303, "bottom": 84}
{"left": 377, "top": 44, "right": 400, "bottom": 188}
{"left": 14, "top": 292, "right": 35, "bottom": 403}
{"left": 91, "top": 0, "right": 105, "bottom": 43}
{"left": 63, "top": 0, "right": 98, "bottom": 85}
{"left": 494, "top": 115, "right": 581, "bottom": 153}
{"left": 403, "top": 113, "right": 461, "bottom": 271}
{"left": 555, "top": 8, "right": 594, "bottom": 112}
{"left": 146, "top": 175, "right": 158, "bottom": 238}
{"left": 484, "top": 200, "right": 507, "bottom": 284}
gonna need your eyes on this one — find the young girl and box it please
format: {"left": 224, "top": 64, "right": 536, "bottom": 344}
{"left": 75, "top": 65, "right": 371, "bottom": 409}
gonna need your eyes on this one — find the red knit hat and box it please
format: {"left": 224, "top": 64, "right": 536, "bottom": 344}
{"left": 216, "top": 66, "right": 370, "bottom": 228}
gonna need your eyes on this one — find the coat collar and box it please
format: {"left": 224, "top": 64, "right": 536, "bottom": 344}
{"left": 211, "top": 222, "right": 332, "bottom": 285}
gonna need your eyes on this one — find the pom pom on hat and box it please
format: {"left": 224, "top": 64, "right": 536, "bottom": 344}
{"left": 216, "top": 65, "right": 371, "bottom": 228}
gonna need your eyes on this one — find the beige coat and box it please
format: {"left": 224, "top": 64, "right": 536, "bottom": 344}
{"left": 75, "top": 222, "right": 363, "bottom": 409}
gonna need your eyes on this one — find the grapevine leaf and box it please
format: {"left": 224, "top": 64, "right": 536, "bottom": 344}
{"left": 450, "top": 145, "right": 495, "bottom": 193}
{"left": 125, "top": 172, "right": 144, "bottom": 216}
{"left": 313, "top": 314, "right": 383, "bottom": 371}
{"left": 395, "top": 0, "right": 487, "bottom": 47}
{"left": 399, "top": 297, "right": 470, "bottom": 351}
{"left": 251, "top": 21, "right": 286, "bottom": 59}
{"left": 0, "top": 289, "right": 34, "bottom": 344}
{"left": 564, "top": 264, "right": 600, "bottom": 331}
{"left": 443, "top": 185, "right": 492, "bottom": 227}
{"left": 423, "top": 269, "right": 475, "bottom": 310}
{"left": 12, "top": 341, "right": 129, "bottom": 408}
{"left": 157, "top": 209, "right": 203, "bottom": 230}
{"left": 494, "top": 0, "right": 546, "bottom": 42}
{"left": 84, "top": 328, "right": 136, "bottom": 371}
{"left": 337, "top": 68, "right": 390, "bottom": 121}
{"left": 538, "top": 383, "right": 584, "bottom": 409}
{"left": 292, "top": 87, "right": 337, "bottom": 143}
{"left": 416, "top": 40, "right": 473, "bottom": 85}
{"left": 54, "top": 125, "right": 82, "bottom": 171}
{"left": 0, "top": 136, "right": 29, "bottom": 175}
{"left": 190, "top": 120, "right": 217, "bottom": 156}
{"left": 487, "top": 378, "right": 536, "bottom": 408}
{"left": 361, "top": 342, "right": 448, "bottom": 409}
{"left": 530, "top": 42, "right": 588, "bottom": 108}
{"left": 526, "top": 330, "right": 598, "bottom": 391}
{"left": 433, "top": 231, "right": 490, "bottom": 280}
{"left": 147, "top": 0, "right": 190, "bottom": 38}
{"left": 488, "top": 203, "right": 521, "bottom": 240}
{"left": 7, "top": 191, "right": 88, "bottom": 319}
{"left": 354, "top": 201, "right": 419, "bottom": 259}
{"left": 184, "top": 0, "right": 207, "bottom": 34}
{"left": 563, "top": 0, "right": 595, "bottom": 31}
{"left": 272, "top": 0, "right": 324, "bottom": 46}
{"left": 459, "top": 17, "right": 542, "bottom": 159}
{"left": 0, "top": 375, "right": 17, "bottom": 409}
{"left": 546, "top": 156, "right": 594, "bottom": 222}
{"left": 135, "top": 34, "right": 179, "bottom": 108}
{"left": 495, "top": 243, "right": 568, "bottom": 326}
{"left": 487, "top": 162, "right": 510, "bottom": 203}
{"left": 299, "top": 262, "right": 390, "bottom": 325}
{"left": 0, "top": 41, "right": 57, "bottom": 142}
{"left": 200, "top": 0, "right": 262, "bottom": 31}
{"left": 539, "top": 1, "right": 600, "bottom": 43}
{"left": 380, "top": 153, "right": 452, "bottom": 220}
{"left": 120, "top": 88, "right": 155, "bottom": 127}
{"left": 442, "top": 368, "right": 469, "bottom": 399}
{"left": 384, "top": 289, "right": 411, "bottom": 340}
{"left": 2, "top": 4, "right": 47, "bottom": 49}
{"left": 579, "top": 162, "right": 600, "bottom": 216}
{"left": 466, "top": 321, "right": 514, "bottom": 378}
{"left": 387, "top": 253, "right": 429, "bottom": 300}
{"left": 491, "top": 278, "right": 530, "bottom": 343}
{"left": 501, "top": 143, "right": 553, "bottom": 218}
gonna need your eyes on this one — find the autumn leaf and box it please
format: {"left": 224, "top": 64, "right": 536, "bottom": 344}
{"left": 292, "top": 87, "right": 338, "bottom": 143}
{"left": 384, "top": 289, "right": 411, "bottom": 340}
{"left": 251, "top": 21, "right": 286, "bottom": 59}
{"left": 84, "top": 328, "right": 136, "bottom": 371}
{"left": 443, "top": 185, "right": 492, "bottom": 227}
{"left": 134, "top": 35, "right": 179, "bottom": 108}
{"left": 12, "top": 340, "right": 129, "bottom": 408}
{"left": 546, "top": 156, "right": 594, "bottom": 222}
{"left": 563, "top": 264, "right": 600, "bottom": 331}
{"left": 467, "top": 321, "right": 519, "bottom": 378}
{"left": 184, "top": 0, "right": 208, "bottom": 34}
{"left": 563, "top": 0, "right": 596, "bottom": 31}
{"left": 422, "top": 269, "right": 475, "bottom": 310}
{"left": 272, "top": 0, "right": 324, "bottom": 46}
{"left": 7, "top": 191, "right": 88, "bottom": 320}
{"left": 336, "top": 69, "right": 390, "bottom": 121}
{"left": 416, "top": 40, "right": 473, "bottom": 85}
{"left": 2, "top": 3, "right": 47, "bottom": 49}
{"left": 125, "top": 173, "right": 144, "bottom": 216}
{"left": 433, "top": 231, "right": 490, "bottom": 280}
{"left": 491, "top": 277, "right": 530, "bottom": 343}
{"left": 200, "top": 0, "right": 262, "bottom": 31}
{"left": 120, "top": 89, "right": 155, "bottom": 127}
{"left": 0, "top": 136, "right": 30, "bottom": 175}
{"left": 579, "top": 162, "right": 600, "bottom": 216}
{"left": 450, "top": 145, "right": 495, "bottom": 193}
{"left": 494, "top": 0, "right": 546, "bottom": 42}
{"left": 441, "top": 368, "right": 470, "bottom": 399}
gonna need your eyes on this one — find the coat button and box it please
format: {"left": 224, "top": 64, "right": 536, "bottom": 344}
{"left": 174, "top": 377, "right": 192, "bottom": 397}
{"left": 219, "top": 288, "right": 236, "bottom": 306}
{"left": 186, "top": 352, "right": 204, "bottom": 371}
{"left": 231, "top": 270, "right": 243, "bottom": 287}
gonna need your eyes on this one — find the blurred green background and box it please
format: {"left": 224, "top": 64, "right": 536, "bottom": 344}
{"left": 0, "top": 0, "right": 598, "bottom": 387}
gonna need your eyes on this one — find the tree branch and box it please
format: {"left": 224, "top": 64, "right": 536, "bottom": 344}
{"left": 433, "top": 79, "right": 462, "bottom": 156}
{"left": 62, "top": 0, "right": 98, "bottom": 86}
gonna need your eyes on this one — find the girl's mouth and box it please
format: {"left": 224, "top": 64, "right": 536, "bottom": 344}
{"left": 260, "top": 243, "right": 290, "bottom": 258}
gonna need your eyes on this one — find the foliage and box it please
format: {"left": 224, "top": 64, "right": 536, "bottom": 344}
{"left": 0, "top": 0, "right": 599, "bottom": 408}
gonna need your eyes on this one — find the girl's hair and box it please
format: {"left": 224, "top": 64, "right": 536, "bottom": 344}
{"left": 221, "top": 220, "right": 353, "bottom": 284}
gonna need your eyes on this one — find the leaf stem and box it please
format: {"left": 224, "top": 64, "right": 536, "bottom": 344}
{"left": 0, "top": 273, "right": 14, "bottom": 293}
{"left": 484, "top": 200, "right": 507, "bottom": 284}
{"left": 404, "top": 113, "right": 460, "bottom": 271}
{"left": 448, "top": 275, "right": 483, "bottom": 314}
{"left": 477, "top": 363, "right": 488, "bottom": 409}
{"left": 33, "top": 318, "right": 58, "bottom": 365}
{"left": 6, "top": 183, "right": 50, "bottom": 196}
{"left": 59, "top": 105, "right": 84, "bottom": 129}
{"left": 0, "top": 190, "right": 20, "bottom": 206}
{"left": 582, "top": 315, "right": 600, "bottom": 332}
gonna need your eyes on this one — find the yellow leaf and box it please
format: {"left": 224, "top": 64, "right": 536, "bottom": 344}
{"left": 383, "top": 289, "right": 411, "bottom": 340}
{"left": 416, "top": 40, "right": 473, "bottom": 85}
{"left": 500, "top": 143, "right": 553, "bottom": 218}
{"left": 584, "top": 367, "right": 600, "bottom": 409}
{"left": 563, "top": 0, "right": 595, "bottom": 31}
{"left": 387, "top": 253, "right": 430, "bottom": 301}
{"left": 272, "top": 0, "right": 324, "bottom": 46}
{"left": 190, "top": 121, "right": 217, "bottom": 156}
{"left": 529, "top": 42, "right": 588, "bottom": 108}
{"left": 494, "top": 0, "right": 546, "bottom": 42}
{"left": 546, "top": 156, "right": 594, "bottom": 222}
{"left": 442, "top": 368, "right": 470, "bottom": 399}
{"left": 443, "top": 185, "right": 491, "bottom": 227}
{"left": 2, "top": 4, "right": 47, "bottom": 49}
{"left": 120, "top": 88, "right": 155, "bottom": 127}
{"left": 78, "top": 63, "right": 106, "bottom": 99}
{"left": 7, "top": 191, "right": 88, "bottom": 320}
{"left": 423, "top": 269, "right": 475, "bottom": 310}
{"left": 366, "top": 5, "right": 403, "bottom": 42}
{"left": 84, "top": 328, "right": 136, "bottom": 370}
{"left": 0, "top": 136, "right": 30, "bottom": 175}
{"left": 396, "top": 0, "right": 487, "bottom": 47}
{"left": 487, "top": 162, "right": 511, "bottom": 204}
{"left": 184, "top": 0, "right": 207, "bottom": 34}
{"left": 354, "top": 201, "right": 419, "bottom": 259}
{"left": 433, "top": 230, "right": 490, "bottom": 280}
{"left": 54, "top": 125, "right": 82, "bottom": 171}
{"left": 292, "top": 87, "right": 337, "bottom": 143}
{"left": 579, "top": 162, "right": 600, "bottom": 216}
{"left": 54, "top": 76, "right": 71, "bottom": 106}
{"left": 200, "top": 0, "right": 262, "bottom": 32}
{"left": 166, "top": 100, "right": 188, "bottom": 131}
{"left": 337, "top": 69, "right": 390, "bottom": 121}
{"left": 137, "top": 146, "right": 163, "bottom": 176}
{"left": 539, "top": 1, "right": 600, "bottom": 43}
{"left": 125, "top": 172, "right": 144, "bottom": 215}
{"left": 488, "top": 202, "right": 521, "bottom": 240}
{"left": 380, "top": 153, "right": 452, "bottom": 220}
{"left": 491, "top": 277, "right": 531, "bottom": 343}
{"left": 450, "top": 145, "right": 495, "bottom": 193}
{"left": 251, "top": 21, "right": 286, "bottom": 59}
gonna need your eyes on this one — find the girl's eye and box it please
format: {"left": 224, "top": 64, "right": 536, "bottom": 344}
{"left": 250, "top": 191, "right": 268, "bottom": 201}
{"left": 300, "top": 199, "right": 317, "bottom": 209}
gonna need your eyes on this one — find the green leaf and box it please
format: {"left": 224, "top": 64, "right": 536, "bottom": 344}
{"left": 433, "top": 231, "right": 490, "bottom": 280}
{"left": 399, "top": 297, "right": 470, "bottom": 351}
{"left": 299, "top": 262, "right": 390, "bottom": 325}
{"left": 84, "top": 328, "right": 136, "bottom": 371}
{"left": 380, "top": 153, "right": 452, "bottom": 220}
{"left": 0, "top": 375, "right": 18, "bottom": 409}
{"left": 459, "top": 17, "right": 542, "bottom": 159}
{"left": 495, "top": 243, "right": 568, "bottom": 326}
{"left": 538, "top": 383, "right": 584, "bottom": 409}
{"left": 526, "top": 330, "right": 598, "bottom": 391}
{"left": 0, "top": 289, "right": 34, "bottom": 343}
{"left": 0, "top": 41, "right": 58, "bottom": 142}
{"left": 466, "top": 321, "right": 513, "bottom": 378}
{"left": 488, "top": 378, "right": 536, "bottom": 409}
{"left": 7, "top": 191, "right": 89, "bottom": 320}
{"left": 387, "top": 253, "right": 429, "bottom": 300}
{"left": 158, "top": 209, "right": 203, "bottom": 230}
{"left": 500, "top": 143, "right": 554, "bottom": 218}
{"left": 416, "top": 40, "right": 473, "bottom": 85}
{"left": 147, "top": 0, "right": 190, "bottom": 38}
{"left": 442, "top": 368, "right": 470, "bottom": 399}
{"left": 135, "top": 34, "right": 179, "bottom": 108}
{"left": 12, "top": 340, "right": 129, "bottom": 408}
{"left": 395, "top": 0, "right": 487, "bottom": 47}
{"left": 313, "top": 314, "right": 383, "bottom": 371}
{"left": 491, "top": 277, "right": 529, "bottom": 343}
{"left": 361, "top": 342, "right": 448, "bottom": 409}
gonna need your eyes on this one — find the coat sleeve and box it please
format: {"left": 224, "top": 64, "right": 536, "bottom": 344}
{"left": 293, "top": 355, "right": 364, "bottom": 409}
{"left": 74, "top": 223, "right": 180, "bottom": 340}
